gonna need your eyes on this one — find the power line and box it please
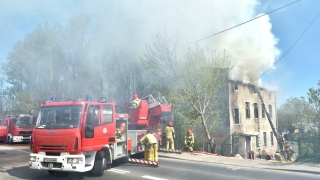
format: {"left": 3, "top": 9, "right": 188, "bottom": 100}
{"left": 189, "top": 0, "right": 301, "bottom": 45}
{"left": 250, "top": 10, "right": 320, "bottom": 84}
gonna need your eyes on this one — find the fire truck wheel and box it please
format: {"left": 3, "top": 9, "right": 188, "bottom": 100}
{"left": 6, "top": 136, "right": 12, "bottom": 144}
{"left": 92, "top": 151, "right": 106, "bottom": 176}
{"left": 3, "top": 136, "right": 8, "bottom": 144}
{"left": 106, "top": 151, "right": 112, "bottom": 169}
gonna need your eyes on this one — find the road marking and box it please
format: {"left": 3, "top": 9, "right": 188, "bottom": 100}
{"left": 0, "top": 146, "right": 12, "bottom": 150}
{"left": 142, "top": 175, "right": 168, "bottom": 180}
{"left": 107, "top": 168, "right": 130, "bottom": 174}
{"left": 16, "top": 150, "right": 30, "bottom": 154}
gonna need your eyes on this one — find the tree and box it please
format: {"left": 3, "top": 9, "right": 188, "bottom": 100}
{"left": 141, "top": 31, "right": 231, "bottom": 152}
{"left": 305, "top": 81, "right": 320, "bottom": 155}
{"left": 277, "top": 97, "right": 308, "bottom": 133}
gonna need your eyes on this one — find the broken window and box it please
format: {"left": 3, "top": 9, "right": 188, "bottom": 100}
{"left": 261, "top": 104, "right": 266, "bottom": 118}
{"left": 234, "top": 108, "right": 239, "bottom": 124}
{"left": 263, "top": 132, "right": 267, "bottom": 146}
{"left": 254, "top": 103, "right": 259, "bottom": 119}
{"left": 270, "top": 132, "right": 274, "bottom": 146}
{"left": 268, "top": 105, "right": 273, "bottom": 118}
{"left": 245, "top": 102, "right": 250, "bottom": 118}
{"left": 234, "top": 84, "right": 238, "bottom": 91}
{"left": 253, "top": 88, "right": 257, "bottom": 94}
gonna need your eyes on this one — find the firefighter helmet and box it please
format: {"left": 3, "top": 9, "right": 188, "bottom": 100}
{"left": 187, "top": 129, "right": 192, "bottom": 134}
{"left": 146, "top": 129, "right": 152, "bottom": 133}
{"left": 133, "top": 94, "right": 138, "bottom": 99}
{"left": 168, "top": 121, "right": 173, "bottom": 126}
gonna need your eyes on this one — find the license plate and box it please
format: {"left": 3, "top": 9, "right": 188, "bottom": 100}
{"left": 48, "top": 163, "right": 54, "bottom": 169}
{"left": 43, "top": 158, "right": 57, "bottom": 162}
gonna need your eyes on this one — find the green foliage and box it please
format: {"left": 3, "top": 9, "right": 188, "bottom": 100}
{"left": 1, "top": 11, "right": 160, "bottom": 114}
{"left": 142, "top": 30, "right": 231, "bottom": 152}
{"left": 279, "top": 80, "right": 320, "bottom": 158}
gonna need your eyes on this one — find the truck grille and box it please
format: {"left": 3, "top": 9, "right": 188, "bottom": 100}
{"left": 41, "top": 162, "right": 63, "bottom": 168}
{"left": 39, "top": 145, "right": 66, "bottom": 151}
{"left": 19, "top": 130, "right": 33, "bottom": 135}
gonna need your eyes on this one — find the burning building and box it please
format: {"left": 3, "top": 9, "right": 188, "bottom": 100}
{"left": 213, "top": 79, "right": 277, "bottom": 159}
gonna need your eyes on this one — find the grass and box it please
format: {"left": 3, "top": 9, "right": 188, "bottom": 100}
{"left": 297, "top": 155, "right": 320, "bottom": 163}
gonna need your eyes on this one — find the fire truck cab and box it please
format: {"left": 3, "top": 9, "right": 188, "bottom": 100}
{"left": 1, "top": 115, "right": 34, "bottom": 143}
{"left": 0, "top": 117, "right": 9, "bottom": 142}
{"left": 29, "top": 95, "right": 171, "bottom": 176}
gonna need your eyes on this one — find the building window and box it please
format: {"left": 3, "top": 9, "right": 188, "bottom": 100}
{"left": 270, "top": 132, "right": 274, "bottom": 146}
{"left": 263, "top": 132, "right": 267, "bottom": 146}
{"left": 261, "top": 104, "right": 265, "bottom": 118}
{"left": 254, "top": 103, "right": 259, "bottom": 119}
{"left": 253, "top": 88, "right": 257, "bottom": 94}
{"left": 268, "top": 105, "right": 273, "bottom": 118}
{"left": 234, "top": 84, "right": 238, "bottom": 91}
{"left": 234, "top": 108, "right": 239, "bottom": 124}
{"left": 256, "top": 135, "right": 260, "bottom": 147}
{"left": 245, "top": 102, "right": 250, "bottom": 118}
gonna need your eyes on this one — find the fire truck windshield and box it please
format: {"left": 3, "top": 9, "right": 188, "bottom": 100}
{"left": 16, "top": 116, "right": 32, "bottom": 128}
{"left": 0, "top": 119, "right": 6, "bottom": 126}
{"left": 35, "top": 105, "right": 82, "bottom": 129}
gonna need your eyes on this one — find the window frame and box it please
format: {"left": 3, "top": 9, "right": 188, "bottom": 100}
{"left": 245, "top": 102, "right": 250, "bottom": 119}
{"left": 263, "top": 132, "right": 267, "bottom": 146}
{"left": 234, "top": 108, "right": 240, "bottom": 124}
{"left": 268, "top": 104, "right": 273, "bottom": 118}
{"left": 254, "top": 103, "right": 259, "bottom": 119}
{"left": 270, "top": 132, "right": 274, "bottom": 146}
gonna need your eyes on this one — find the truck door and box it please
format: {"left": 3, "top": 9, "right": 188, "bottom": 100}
{"left": 82, "top": 104, "right": 115, "bottom": 151}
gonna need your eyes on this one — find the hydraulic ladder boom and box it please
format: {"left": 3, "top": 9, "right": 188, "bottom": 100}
{"left": 255, "top": 87, "right": 280, "bottom": 146}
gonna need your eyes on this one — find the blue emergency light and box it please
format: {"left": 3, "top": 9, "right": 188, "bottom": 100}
{"left": 86, "top": 94, "right": 92, "bottom": 101}
{"left": 50, "top": 97, "right": 56, "bottom": 102}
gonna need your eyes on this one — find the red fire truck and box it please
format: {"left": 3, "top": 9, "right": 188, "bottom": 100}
{"left": 29, "top": 95, "right": 171, "bottom": 176}
{"left": 0, "top": 115, "right": 34, "bottom": 143}
{"left": 0, "top": 117, "right": 9, "bottom": 142}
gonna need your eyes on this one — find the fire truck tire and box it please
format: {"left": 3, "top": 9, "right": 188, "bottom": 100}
{"left": 6, "top": 136, "right": 12, "bottom": 144}
{"left": 3, "top": 136, "right": 8, "bottom": 144}
{"left": 106, "top": 150, "right": 112, "bottom": 169}
{"left": 92, "top": 151, "right": 106, "bottom": 176}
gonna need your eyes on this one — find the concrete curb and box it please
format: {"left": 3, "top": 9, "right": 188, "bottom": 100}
{"left": 158, "top": 152, "right": 320, "bottom": 175}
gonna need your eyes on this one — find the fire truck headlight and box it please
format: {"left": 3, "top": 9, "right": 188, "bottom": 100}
{"left": 67, "top": 158, "right": 83, "bottom": 164}
{"left": 30, "top": 156, "right": 37, "bottom": 162}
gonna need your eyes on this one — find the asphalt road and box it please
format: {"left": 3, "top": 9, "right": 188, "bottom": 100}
{"left": 1, "top": 144, "right": 320, "bottom": 180}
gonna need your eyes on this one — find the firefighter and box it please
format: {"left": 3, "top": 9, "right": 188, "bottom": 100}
{"left": 278, "top": 134, "right": 286, "bottom": 152}
{"left": 164, "top": 121, "right": 175, "bottom": 149}
{"left": 284, "top": 143, "right": 296, "bottom": 162}
{"left": 139, "top": 130, "right": 158, "bottom": 162}
{"left": 116, "top": 122, "right": 126, "bottom": 142}
{"left": 184, "top": 129, "right": 194, "bottom": 152}
{"left": 130, "top": 94, "right": 141, "bottom": 109}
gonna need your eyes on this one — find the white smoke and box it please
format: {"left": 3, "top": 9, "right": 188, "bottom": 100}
{"left": 2, "top": 0, "right": 281, "bottom": 86}
{"left": 90, "top": 0, "right": 280, "bottom": 86}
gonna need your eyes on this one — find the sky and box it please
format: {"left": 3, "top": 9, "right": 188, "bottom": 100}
{"left": 0, "top": 0, "right": 319, "bottom": 107}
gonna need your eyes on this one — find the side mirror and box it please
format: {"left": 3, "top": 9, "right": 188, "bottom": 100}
{"left": 87, "top": 123, "right": 94, "bottom": 131}
{"left": 29, "top": 109, "right": 35, "bottom": 115}
{"left": 85, "top": 122, "right": 94, "bottom": 138}
{"left": 29, "top": 116, "right": 34, "bottom": 125}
